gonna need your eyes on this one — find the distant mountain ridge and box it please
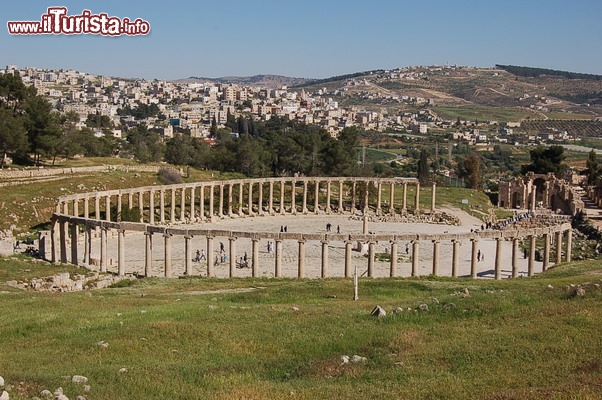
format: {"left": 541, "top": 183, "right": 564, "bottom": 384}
{"left": 173, "top": 74, "right": 311, "bottom": 88}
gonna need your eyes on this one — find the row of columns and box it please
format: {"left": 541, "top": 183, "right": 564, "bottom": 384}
{"left": 52, "top": 219, "right": 572, "bottom": 280}
{"left": 57, "top": 179, "right": 434, "bottom": 224}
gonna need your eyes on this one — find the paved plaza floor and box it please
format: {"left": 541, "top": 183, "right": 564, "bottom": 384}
{"left": 89, "top": 209, "right": 543, "bottom": 279}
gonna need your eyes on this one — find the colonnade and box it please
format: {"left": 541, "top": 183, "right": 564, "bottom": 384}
{"left": 47, "top": 177, "right": 574, "bottom": 281}
{"left": 55, "top": 177, "right": 433, "bottom": 225}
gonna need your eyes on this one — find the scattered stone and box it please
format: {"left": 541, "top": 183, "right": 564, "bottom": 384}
{"left": 96, "top": 340, "right": 108, "bottom": 349}
{"left": 0, "top": 390, "right": 8, "bottom": 400}
{"left": 0, "top": 376, "right": 3, "bottom": 386}
{"left": 341, "top": 355, "right": 350, "bottom": 365}
{"left": 431, "top": 297, "right": 439, "bottom": 304}
{"left": 461, "top": 288, "right": 470, "bottom": 297}
{"left": 71, "top": 376, "right": 88, "bottom": 384}
{"left": 76, "top": 396, "right": 87, "bottom": 400}
{"left": 393, "top": 307, "right": 404, "bottom": 314}
{"left": 575, "top": 287, "right": 586, "bottom": 297}
{"left": 119, "top": 368, "right": 127, "bottom": 374}
{"left": 370, "top": 305, "right": 387, "bottom": 318}
{"left": 351, "top": 355, "right": 367, "bottom": 363}
{"left": 208, "top": 305, "right": 218, "bottom": 309}
{"left": 82, "top": 385, "right": 90, "bottom": 392}
{"left": 39, "top": 389, "right": 52, "bottom": 398}
{"left": 418, "top": 303, "right": 429, "bottom": 311}
{"left": 546, "top": 284, "right": 554, "bottom": 290}
{"left": 291, "top": 307, "right": 299, "bottom": 311}
{"left": 56, "top": 395, "right": 68, "bottom": 400}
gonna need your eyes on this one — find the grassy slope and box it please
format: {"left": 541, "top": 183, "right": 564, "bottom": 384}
{"left": 0, "top": 258, "right": 600, "bottom": 400}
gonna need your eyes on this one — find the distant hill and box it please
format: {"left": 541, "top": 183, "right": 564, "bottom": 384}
{"left": 173, "top": 74, "right": 311, "bottom": 88}
{"left": 495, "top": 64, "right": 602, "bottom": 81}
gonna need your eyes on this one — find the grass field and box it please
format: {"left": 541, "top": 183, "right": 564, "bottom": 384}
{"left": 0, "top": 257, "right": 600, "bottom": 400}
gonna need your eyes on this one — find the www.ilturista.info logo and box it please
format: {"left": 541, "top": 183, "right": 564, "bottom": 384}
{"left": 7, "top": 7, "right": 150, "bottom": 36}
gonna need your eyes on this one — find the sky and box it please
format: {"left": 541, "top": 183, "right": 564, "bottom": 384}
{"left": 1, "top": 0, "right": 601, "bottom": 80}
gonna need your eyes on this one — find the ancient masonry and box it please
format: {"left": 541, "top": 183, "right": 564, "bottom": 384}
{"left": 45, "top": 177, "right": 573, "bottom": 280}
{"left": 498, "top": 172, "right": 584, "bottom": 214}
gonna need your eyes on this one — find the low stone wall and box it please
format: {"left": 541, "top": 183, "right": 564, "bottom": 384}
{"left": 0, "top": 164, "right": 176, "bottom": 180}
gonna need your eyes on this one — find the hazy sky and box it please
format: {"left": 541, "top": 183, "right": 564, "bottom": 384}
{"left": 2, "top": 0, "right": 601, "bottom": 80}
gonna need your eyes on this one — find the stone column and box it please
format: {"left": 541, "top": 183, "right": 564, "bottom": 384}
{"left": 127, "top": 192, "right": 133, "bottom": 212}
{"left": 185, "top": 234, "right": 193, "bottom": 276}
{"left": 565, "top": 229, "right": 572, "bottom": 262}
{"left": 59, "top": 219, "right": 68, "bottom": 264}
{"left": 138, "top": 191, "right": 144, "bottom": 223}
{"left": 495, "top": 238, "right": 503, "bottom": 280}
{"left": 160, "top": 189, "right": 165, "bottom": 224}
{"left": 291, "top": 181, "right": 296, "bottom": 214}
{"left": 528, "top": 235, "right": 536, "bottom": 277}
{"left": 389, "top": 183, "right": 395, "bottom": 214}
{"left": 302, "top": 181, "right": 308, "bottom": 214}
{"left": 229, "top": 237, "right": 236, "bottom": 278}
{"left": 105, "top": 195, "right": 111, "bottom": 221}
{"left": 190, "top": 186, "right": 196, "bottom": 222}
{"left": 431, "top": 182, "right": 437, "bottom": 213}
{"left": 344, "top": 240, "right": 353, "bottom": 278}
{"left": 268, "top": 181, "right": 274, "bottom": 214}
{"left": 118, "top": 229, "right": 125, "bottom": 276}
{"left": 50, "top": 219, "right": 59, "bottom": 263}
{"left": 198, "top": 185, "right": 205, "bottom": 221}
{"left": 258, "top": 183, "right": 264, "bottom": 215}
{"left": 338, "top": 180, "right": 344, "bottom": 213}
{"left": 432, "top": 240, "right": 440, "bottom": 276}
{"left": 363, "top": 183, "right": 369, "bottom": 213}
{"left": 512, "top": 238, "right": 519, "bottom": 278}
{"left": 555, "top": 230, "right": 563, "bottom": 264}
{"left": 83, "top": 197, "right": 89, "bottom": 219}
{"left": 208, "top": 186, "right": 214, "bottom": 222}
{"left": 530, "top": 190, "right": 536, "bottom": 212}
{"left": 321, "top": 240, "right": 330, "bottom": 278}
{"left": 116, "top": 194, "right": 122, "bottom": 221}
{"left": 206, "top": 236, "right": 214, "bottom": 277}
{"left": 100, "top": 227, "right": 107, "bottom": 273}
{"left": 542, "top": 233, "right": 550, "bottom": 271}
{"left": 470, "top": 239, "right": 478, "bottom": 278}
{"left": 251, "top": 238, "right": 259, "bottom": 278}
{"left": 164, "top": 232, "right": 173, "bottom": 278}
{"left": 150, "top": 190, "right": 155, "bottom": 225}
{"left": 170, "top": 189, "right": 176, "bottom": 224}
{"left": 351, "top": 181, "right": 356, "bottom": 211}
{"left": 451, "top": 239, "right": 459, "bottom": 278}
{"left": 238, "top": 183, "right": 244, "bottom": 216}
{"left": 314, "top": 180, "right": 320, "bottom": 213}
{"left": 414, "top": 182, "right": 420, "bottom": 214}
{"left": 84, "top": 225, "right": 92, "bottom": 267}
{"left": 376, "top": 181, "right": 382, "bottom": 215}
{"left": 145, "top": 232, "right": 153, "bottom": 277}
{"left": 402, "top": 182, "right": 408, "bottom": 214}
{"left": 390, "top": 241, "right": 398, "bottom": 277}
{"left": 227, "top": 184, "right": 233, "bottom": 216}
{"left": 181, "top": 187, "right": 187, "bottom": 221}
{"left": 411, "top": 240, "right": 419, "bottom": 277}
{"left": 368, "top": 241, "right": 376, "bottom": 277}
{"left": 219, "top": 184, "right": 224, "bottom": 217}
{"left": 298, "top": 240, "right": 306, "bottom": 278}
{"left": 326, "top": 181, "right": 332, "bottom": 213}
{"left": 275, "top": 239, "right": 282, "bottom": 278}
{"left": 95, "top": 196, "right": 100, "bottom": 220}
{"left": 70, "top": 223, "right": 78, "bottom": 266}
{"left": 279, "top": 180, "right": 285, "bottom": 215}
{"left": 73, "top": 200, "right": 79, "bottom": 218}
{"left": 248, "top": 182, "right": 254, "bottom": 215}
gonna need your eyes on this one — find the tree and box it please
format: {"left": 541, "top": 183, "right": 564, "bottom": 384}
{"left": 521, "top": 145, "right": 567, "bottom": 177}
{"left": 416, "top": 149, "right": 430, "bottom": 184}
{"left": 0, "top": 107, "right": 28, "bottom": 168}
{"left": 585, "top": 149, "right": 601, "bottom": 185}
{"left": 24, "top": 95, "right": 61, "bottom": 165}
{"left": 457, "top": 154, "right": 483, "bottom": 189}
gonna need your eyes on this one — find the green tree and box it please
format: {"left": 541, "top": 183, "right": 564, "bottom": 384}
{"left": 0, "top": 107, "right": 28, "bottom": 168}
{"left": 521, "top": 145, "right": 567, "bottom": 177}
{"left": 457, "top": 154, "right": 483, "bottom": 189}
{"left": 585, "top": 149, "right": 601, "bottom": 185}
{"left": 417, "top": 149, "right": 430, "bottom": 184}
{"left": 24, "top": 95, "right": 61, "bottom": 165}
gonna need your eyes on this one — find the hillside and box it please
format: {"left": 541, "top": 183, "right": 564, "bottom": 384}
{"left": 173, "top": 74, "right": 311, "bottom": 88}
